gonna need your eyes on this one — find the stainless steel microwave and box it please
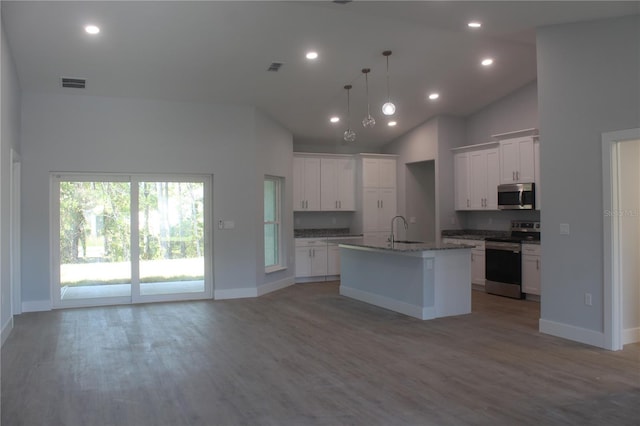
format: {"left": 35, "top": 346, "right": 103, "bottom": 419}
{"left": 498, "top": 183, "right": 535, "bottom": 210}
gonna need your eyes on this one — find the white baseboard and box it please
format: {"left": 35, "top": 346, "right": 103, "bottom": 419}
{"left": 1, "top": 316, "right": 14, "bottom": 347}
{"left": 340, "top": 285, "right": 427, "bottom": 320}
{"left": 214, "top": 287, "right": 258, "bottom": 300}
{"left": 22, "top": 300, "right": 52, "bottom": 313}
{"left": 257, "top": 277, "right": 294, "bottom": 296}
{"left": 539, "top": 318, "right": 605, "bottom": 348}
{"left": 622, "top": 327, "right": 640, "bottom": 345}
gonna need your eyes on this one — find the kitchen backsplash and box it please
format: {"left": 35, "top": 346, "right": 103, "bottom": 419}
{"left": 294, "top": 211, "right": 354, "bottom": 230}
{"left": 461, "top": 210, "right": 541, "bottom": 231}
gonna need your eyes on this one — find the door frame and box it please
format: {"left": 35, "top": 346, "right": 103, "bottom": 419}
{"left": 10, "top": 149, "right": 21, "bottom": 315}
{"left": 50, "top": 173, "right": 213, "bottom": 309}
{"left": 602, "top": 127, "right": 640, "bottom": 350}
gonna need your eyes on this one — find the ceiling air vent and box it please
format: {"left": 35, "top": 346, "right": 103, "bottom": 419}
{"left": 267, "top": 62, "right": 283, "bottom": 72}
{"left": 61, "top": 77, "right": 86, "bottom": 89}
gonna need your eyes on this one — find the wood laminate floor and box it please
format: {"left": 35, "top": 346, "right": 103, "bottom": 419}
{"left": 2, "top": 282, "right": 639, "bottom": 426}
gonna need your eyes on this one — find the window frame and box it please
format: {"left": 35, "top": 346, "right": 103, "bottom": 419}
{"left": 264, "top": 175, "right": 285, "bottom": 273}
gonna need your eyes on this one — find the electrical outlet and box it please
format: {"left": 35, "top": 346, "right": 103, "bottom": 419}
{"left": 585, "top": 293, "right": 592, "bottom": 306}
{"left": 560, "top": 223, "right": 570, "bottom": 235}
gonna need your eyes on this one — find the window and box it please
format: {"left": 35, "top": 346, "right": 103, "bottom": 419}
{"left": 264, "top": 176, "right": 283, "bottom": 272}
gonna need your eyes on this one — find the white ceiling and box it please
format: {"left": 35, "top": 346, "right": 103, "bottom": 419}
{"left": 3, "top": 1, "right": 638, "bottom": 147}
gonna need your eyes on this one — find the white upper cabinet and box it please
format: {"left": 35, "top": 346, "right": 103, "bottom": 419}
{"left": 454, "top": 152, "right": 471, "bottom": 210}
{"left": 454, "top": 147, "right": 499, "bottom": 211}
{"left": 469, "top": 148, "right": 499, "bottom": 210}
{"left": 362, "top": 158, "right": 396, "bottom": 188}
{"left": 320, "top": 157, "right": 355, "bottom": 211}
{"left": 293, "top": 156, "right": 321, "bottom": 211}
{"left": 499, "top": 136, "right": 535, "bottom": 184}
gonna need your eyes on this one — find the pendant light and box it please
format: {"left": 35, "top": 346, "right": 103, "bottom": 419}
{"left": 343, "top": 85, "right": 356, "bottom": 142}
{"left": 381, "top": 50, "right": 396, "bottom": 116}
{"left": 361, "top": 68, "right": 376, "bottom": 128}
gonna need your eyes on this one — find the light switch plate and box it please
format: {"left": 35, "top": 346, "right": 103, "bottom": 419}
{"left": 560, "top": 223, "right": 570, "bottom": 235}
{"left": 223, "top": 220, "right": 235, "bottom": 229}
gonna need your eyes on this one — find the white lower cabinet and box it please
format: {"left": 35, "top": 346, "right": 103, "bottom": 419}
{"left": 327, "top": 244, "right": 340, "bottom": 276}
{"left": 471, "top": 245, "right": 486, "bottom": 287}
{"left": 442, "top": 238, "right": 485, "bottom": 287}
{"left": 522, "top": 243, "right": 541, "bottom": 295}
{"left": 295, "top": 237, "right": 361, "bottom": 281}
{"left": 295, "top": 239, "right": 328, "bottom": 278}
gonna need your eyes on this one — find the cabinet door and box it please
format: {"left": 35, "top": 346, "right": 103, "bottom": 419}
{"left": 293, "top": 157, "right": 305, "bottom": 211}
{"left": 500, "top": 139, "right": 519, "bottom": 184}
{"left": 469, "top": 151, "right": 486, "bottom": 210}
{"left": 378, "top": 188, "right": 397, "bottom": 230}
{"left": 320, "top": 158, "right": 338, "bottom": 210}
{"left": 516, "top": 138, "right": 535, "bottom": 183}
{"left": 310, "top": 246, "right": 328, "bottom": 277}
{"left": 471, "top": 250, "right": 486, "bottom": 286}
{"left": 327, "top": 245, "right": 340, "bottom": 276}
{"left": 295, "top": 247, "right": 311, "bottom": 277}
{"left": 485, "top": 149, "right": 500, "bottom": 209}
{"left": 522, "top": 254, "right": 541, "bottom": 295}
{"left": 362, "top": 158, "right": 379, "bottom": 187}
{"left": 362, "top": 188, "right": 380, "bottom": 232}
{"left": 378, "top": 159, "right": 397, "bottom": 189}
{"left": 454, "top": 153, "right": 470, "bottom": 210}
{"left": 337, "top": 158, "right": 355, "bottom": 210}
{"left": 304, "top": 158, "right": 321, "bottom": 210}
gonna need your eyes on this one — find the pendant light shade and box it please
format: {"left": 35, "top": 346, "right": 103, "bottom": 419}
{"left": 382, "top": 50, "right": 396, "bottom": 116}
{"left": 361, "top": 68, "right": 376, "bottom": 128}
{"left": 343, "top": 85, "right": 356, "bottom": 142}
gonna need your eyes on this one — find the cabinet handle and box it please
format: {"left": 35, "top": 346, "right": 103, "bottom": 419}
{"left": 335, "top": 200, "right": 338, "bottom": 209}
{"left": 467, "top": 199, "right": 470, "bottom": 208}
{"left": 301, "top": 200, "right": 304, "bottom": 209}
{"left": 306, "top": 200, "right": 308, "bottom": 209}
{"left": 313, "top": 248, "right": 315, "bottom": 257}
{"left": 517, "top": 171, "right": 520, "bottom": 181}
{"left": 512, "top": 171, "right": 516, "bottom": 181}
{"left": 339, "top": 201, "right": 341, "bottom": 209}
{"left": 536, "top": 259, "right": 539, "bottom": 270}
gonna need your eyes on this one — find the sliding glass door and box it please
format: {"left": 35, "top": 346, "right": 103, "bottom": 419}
{"left": 52, "top": 174, "right": 212, "bottom": 308}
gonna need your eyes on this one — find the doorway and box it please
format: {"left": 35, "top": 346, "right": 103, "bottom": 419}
{"left": 51, "top": 173, "right": 213, "bottom": 308}
{"left": 405, "top": 161, "right": 436, "bottom": 242}
{"left": 602, "top": 128, "right": 640, "bottom": 350}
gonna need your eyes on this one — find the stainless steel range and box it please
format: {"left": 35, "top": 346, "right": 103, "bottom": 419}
{"left": 485, "top": 221, "right": 540, "bottom": 299}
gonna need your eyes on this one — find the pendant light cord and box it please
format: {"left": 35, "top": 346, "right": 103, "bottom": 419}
{"left": 386, "top": 55, "right": 391, "bottom": 102}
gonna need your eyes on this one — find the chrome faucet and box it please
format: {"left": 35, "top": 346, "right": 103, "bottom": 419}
{"left": 390, "top": 215, "right": 408, "bottom": 245}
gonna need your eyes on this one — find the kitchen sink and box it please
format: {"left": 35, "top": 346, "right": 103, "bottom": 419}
{"left": 392, "top": 240, "right": 424, "bottom": 244}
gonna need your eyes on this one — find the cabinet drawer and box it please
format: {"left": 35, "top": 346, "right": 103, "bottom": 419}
{"left": 295, "top": 238, "right": 327, "bottom": 247}
{"left": 522, "top": 243, "right": 540, "bottom": 255}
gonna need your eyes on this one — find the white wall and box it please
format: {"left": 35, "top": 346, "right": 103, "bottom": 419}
{"left": 618, "top": 140, "right": 640, "bottom": 342}
{"left": 465, "top": 81, "right": 539, "bottom": 145}
{"left": 254, "top": 110, "right": 295, "bottom": 289}
{"left": 382, "top": 116, "right": 466, "bottom": 241}
{"left": 405, "top": 161, "right": 435, "bottom": 242}
{"left": 537, "top": 15, "right": 640, "bottom": 345}
{"left": 1, "top": 18, "right": 22, "bottom": 344}
{"left": 20, "top": 93, "right": 293, "bottom": 306}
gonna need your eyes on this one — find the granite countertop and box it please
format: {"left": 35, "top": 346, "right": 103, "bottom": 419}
{"left": 333, "top": 239, "right": 474, "bottom": 253}
{"left": 441, "top": 229, "right": 510, "bottom": 240}
{"left": 294, "top": 228, "right": 363, "bottom": 238}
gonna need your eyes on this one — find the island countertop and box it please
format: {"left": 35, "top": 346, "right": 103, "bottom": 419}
{"left": 331, "top": 239, "right": 474, "bottom": 253}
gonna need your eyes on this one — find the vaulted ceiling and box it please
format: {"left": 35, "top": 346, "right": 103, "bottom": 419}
{"left": 3, "top": 1, "right": 638, "bottom": 147}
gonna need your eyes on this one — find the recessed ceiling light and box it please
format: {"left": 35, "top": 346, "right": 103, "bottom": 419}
{"left": 388, "top": 121, "right": 397, "bottom": 127}
{"left": 481, "top": 58, "right": 494, "bottom": 66}
{"left": 468, "top": 21, "right": 482, "bottom": 28}
{"left": 306, "top": 51, "right": 318, "bottom": 60}
{"left": 428, "top": 93, "right": 440, "bottom": 100}
{"left": 84, "top": 25, "right": 100, "bottom": 35}
{"left": 330, "top": 116, "right": 340, "bottom": 123}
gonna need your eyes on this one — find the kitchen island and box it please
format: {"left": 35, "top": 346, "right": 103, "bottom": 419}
{"left": 336, "top": 240, "right": 472, "bottom": 320}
